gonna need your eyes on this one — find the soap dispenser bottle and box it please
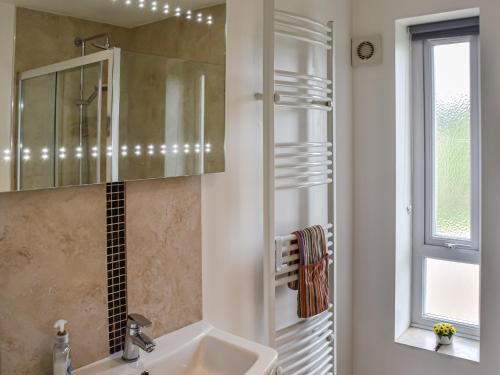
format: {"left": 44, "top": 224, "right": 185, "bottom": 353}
{"left": 53, "top": 319, "right": 72, "bottom": 375}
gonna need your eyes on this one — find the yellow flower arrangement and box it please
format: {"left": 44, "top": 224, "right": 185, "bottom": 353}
{"left": 433, "top": 322, "right": 457, "bottom": 338}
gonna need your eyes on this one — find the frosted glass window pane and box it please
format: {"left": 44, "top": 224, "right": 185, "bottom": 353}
{"left": 424, "top": 258, "right": 479, "bottom": 325}
{"left": 433, "top": 42, "right": 471, "bottom": 240}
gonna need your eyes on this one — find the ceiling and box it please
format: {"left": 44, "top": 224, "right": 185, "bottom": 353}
{"left": 0, "top": 0, "right": 225, "bottom": 28}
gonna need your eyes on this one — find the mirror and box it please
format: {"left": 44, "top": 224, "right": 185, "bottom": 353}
{"left": 0, "top": 0, "right": 226, "bottom": 192}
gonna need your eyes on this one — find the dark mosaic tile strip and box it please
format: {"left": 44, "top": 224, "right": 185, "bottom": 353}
{"left": 106, "top": 182, "right": 127, "bottom": 354}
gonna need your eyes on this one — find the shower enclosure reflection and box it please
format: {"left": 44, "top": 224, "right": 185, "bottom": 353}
{"left": 18, "top": 50, "right": 117, "bottom": 190}
{"left": 17, "top": 47, "right": 224, "bottom": 191}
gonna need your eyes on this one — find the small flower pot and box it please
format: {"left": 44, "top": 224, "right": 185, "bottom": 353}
{"left": 436, "top": 335, "right": 453, "bottom": 345}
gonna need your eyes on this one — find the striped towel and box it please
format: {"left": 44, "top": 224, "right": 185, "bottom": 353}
{"left": 288, "top": 225, "right": 329, "bottom": 318}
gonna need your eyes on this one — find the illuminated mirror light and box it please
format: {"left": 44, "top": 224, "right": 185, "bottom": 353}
{"left": 134, "top": 145, "right": 141, "bottom": 156}
{"left": 41, "top": 147, "right": 49, "bottom": 160}
{"left": 59, "top": 147, "right": 66, "bottom": 156}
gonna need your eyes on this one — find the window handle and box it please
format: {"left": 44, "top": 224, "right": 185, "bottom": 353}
{"left": 444, "top": 243, "right": 472, "bottom": 249}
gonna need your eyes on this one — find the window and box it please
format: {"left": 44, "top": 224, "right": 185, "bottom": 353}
{"left": 411, "top": 19, "right": 480, "bottom": 337}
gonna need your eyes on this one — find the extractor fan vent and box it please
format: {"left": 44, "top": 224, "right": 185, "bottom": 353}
{"left": 352, "top": 35, "right": 382, "bottom": 67}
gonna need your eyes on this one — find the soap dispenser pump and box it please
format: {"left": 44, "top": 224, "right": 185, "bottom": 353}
{"left": 53, "top": 319, "right": 72, "bottom": 375}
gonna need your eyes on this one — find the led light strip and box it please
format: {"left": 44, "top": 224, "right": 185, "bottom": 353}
{"left": 112, "top": 0, "right": 214, "bottom": 24}
{"left": 3, "top": 143, "right": 213, "bottom": 162}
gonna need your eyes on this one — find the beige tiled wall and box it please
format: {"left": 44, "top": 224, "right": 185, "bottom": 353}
{"left": 126, "top": 177, "right": 202, "bottom": 338}
{"left": 0, "top": 185, "right": 108, "bottom": 374}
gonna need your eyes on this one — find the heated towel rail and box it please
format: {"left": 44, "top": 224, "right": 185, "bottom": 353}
{"left": 263, "top": 2, "right": 336, "bottom": 375}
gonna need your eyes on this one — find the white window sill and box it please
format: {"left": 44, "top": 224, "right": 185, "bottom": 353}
{"left": 396, "top": 327, "right": 479, "bottom": 363}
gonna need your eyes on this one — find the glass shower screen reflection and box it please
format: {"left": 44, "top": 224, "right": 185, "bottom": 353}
{"left": 18, "top": 58, "right": 110, "bottom": 190}
{"left": 18, "top": 74, "right": 57, "bottom": 190}
{"left": 118, "top": 51, "right": 225, "bottom": 181}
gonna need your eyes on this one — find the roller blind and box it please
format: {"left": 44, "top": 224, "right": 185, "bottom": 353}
{"left": 409, "top": 17, "right": 479, "bottom": 41}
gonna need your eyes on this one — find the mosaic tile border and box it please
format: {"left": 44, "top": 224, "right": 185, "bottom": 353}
{"left": 106, "top": 182, "right": 127, "bottom": 354}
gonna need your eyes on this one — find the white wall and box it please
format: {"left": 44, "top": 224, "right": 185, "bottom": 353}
{"left": 352, "top": 0, "right": 500, "bottom": 374}
{"left": 201, "top": 0, "right": 353, "bottom": 373}
{"left": 0, "top": 3, "right": 15, "bottom": 191}
{"left": 201, "top": 0, "right": 265, "bottom": 342}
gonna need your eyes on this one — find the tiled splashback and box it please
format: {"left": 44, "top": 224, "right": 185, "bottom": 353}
{"left": 0, "top": 177, "right": 202, "bottom": 374}
{"left": 106, "top": 182, "right": 128, "bottom": 354}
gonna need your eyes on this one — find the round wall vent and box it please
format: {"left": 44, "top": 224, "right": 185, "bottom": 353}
{"left": 357, "top": 41, "right": 375, "bottom": 60}
{"left": 351, "top": 35, "right": 382, "bottom": 67}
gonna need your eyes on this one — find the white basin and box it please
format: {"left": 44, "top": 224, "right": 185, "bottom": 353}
{"left": 75, "top": 321, "right": 277, "bottom": 375}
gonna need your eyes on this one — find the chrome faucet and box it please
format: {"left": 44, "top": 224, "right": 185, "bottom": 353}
{"left": 122, "top": 313, "right": 156, "bottom": 362}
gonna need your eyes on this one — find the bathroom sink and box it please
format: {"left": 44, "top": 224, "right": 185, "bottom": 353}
{"left": 75, "top": 321, "right": 277, "bottom": 375}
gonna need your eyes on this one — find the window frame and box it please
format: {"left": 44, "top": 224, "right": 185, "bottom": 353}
{"left": 411, "top": 34, "right": 481, "bottom": 338}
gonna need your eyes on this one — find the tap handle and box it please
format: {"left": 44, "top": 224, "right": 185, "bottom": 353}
{"left": 127, "top": 313, "right": 152, "bottom": 328}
